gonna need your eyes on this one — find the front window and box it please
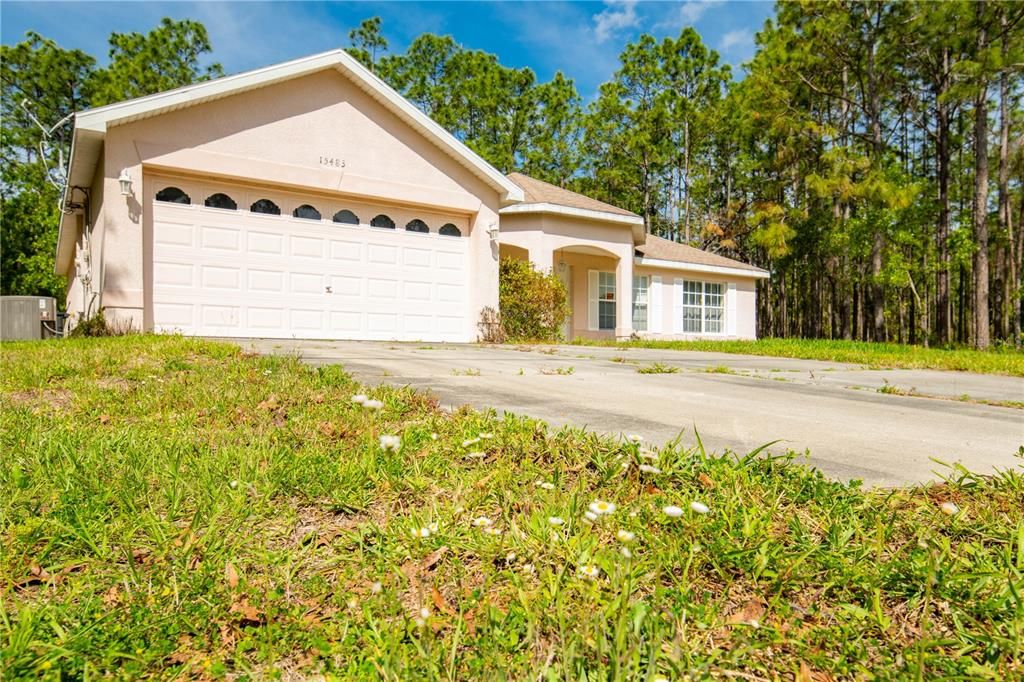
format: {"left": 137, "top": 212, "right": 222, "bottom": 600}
{"left": 632, "top": 275, "right": 649, "bottom": 332}
{"left": 598, "top": 271, "right": 616, "bottom": 331}
{"left": 682, "top": 280, "right": 725, "bottom": 334}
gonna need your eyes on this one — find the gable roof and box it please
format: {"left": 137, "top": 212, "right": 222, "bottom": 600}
{"left": 57, "top": 49, "right": 525, "bottom": 273}
{"left": 635, "top": 235, "right": 769, "bottom": 278}
{"left": 506, "top": 173, "right": 639, "bottom": 218}
{"left": 500, "top": 172, "right": 645, "bottom": 243}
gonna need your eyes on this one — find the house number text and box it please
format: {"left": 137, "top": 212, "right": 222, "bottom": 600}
{"left": 319, "top": 156, "right": 346, "bottom": 168}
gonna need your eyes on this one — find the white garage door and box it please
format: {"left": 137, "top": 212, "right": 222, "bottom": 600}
{"left": 151, "top": 188, "right": 470, "bottom": 342}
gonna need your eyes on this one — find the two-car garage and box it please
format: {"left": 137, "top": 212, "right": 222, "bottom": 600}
{"left": 149, "top": 175, "right": 471, "bottom": 341}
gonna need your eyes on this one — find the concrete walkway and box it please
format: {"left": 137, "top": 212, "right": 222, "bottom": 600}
{"left": 239, "top": 339, "right": 1024, "bottom": 487}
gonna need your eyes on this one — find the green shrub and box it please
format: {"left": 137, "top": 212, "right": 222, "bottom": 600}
{"left": 67, "top": 309, "right": 133, "bottom": 338}
{"left": 498, "top": 257, "right": 569, "bottom": 342}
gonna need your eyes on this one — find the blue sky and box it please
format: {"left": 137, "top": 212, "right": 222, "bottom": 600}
{"left": 1, "top": 1, "right": 776, "bottom": 99}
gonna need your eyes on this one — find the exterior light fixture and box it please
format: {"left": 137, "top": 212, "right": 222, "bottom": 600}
{"left": 487, "top": 222, "right": 500, "bottom": 241}
{"left": 118, "top": 168, "right": 132, "bottom": 196}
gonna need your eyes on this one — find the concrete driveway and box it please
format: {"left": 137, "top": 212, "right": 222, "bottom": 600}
{"left": 239, "top": 339, "right": 1024, "bottom": 487}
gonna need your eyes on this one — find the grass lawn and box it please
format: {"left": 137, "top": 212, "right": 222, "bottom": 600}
{"left": 2, "top": 336, "right": 1023, "bottom": 679}
{"left": 571, "top": 337, "right": 1024, "bottom": 376}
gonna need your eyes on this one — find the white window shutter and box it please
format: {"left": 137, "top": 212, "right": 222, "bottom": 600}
{"left": 672, "top": 278, "right": 684, "bottom": 334}
{"left": 650, "top": 276, "right": 662, "bottom": 334}
{"left": 587, "top": 270, "right": 599, "bottom": 331}
{"left": 726, "top": 282, "right": 737, "bottom": 336}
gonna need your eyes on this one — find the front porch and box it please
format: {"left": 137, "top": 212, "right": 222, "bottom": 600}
{"left": 498, "top": 228, "right": 635, "bottom": 341}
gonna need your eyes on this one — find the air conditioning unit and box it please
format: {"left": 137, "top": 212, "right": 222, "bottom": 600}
{"left": 1, "top": 296, "right": 58, "bottom": 340}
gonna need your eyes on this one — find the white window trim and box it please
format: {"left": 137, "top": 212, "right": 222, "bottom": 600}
{"left": 588, "top": 270, "right": 617, "bottom": 332}
{"left": 681, "top": 279, "right": 727, "bottom": 335}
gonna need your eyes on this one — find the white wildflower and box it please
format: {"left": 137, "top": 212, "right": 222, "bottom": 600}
{"left": 616, "top": 529, "right": 635, "bottom": 543}
{"left": 483, "top": 526, "right": 503, "bottom": 535}
{"left": 663, "top": 505, "right": 684, "bottom": 518}
{"left": 479, "top": 432, "right": 493, "bottom": 439}
{"left": 430, "top": 432, "right": 438, "bottom": 441}
{"left": 639, "top": 448, "right": 659, "bottom": 460}
{"left": 379, "top": 435, "right": 401, "bottom": 451}
{"left": 462, "top": 437, "right": 481, "bottom": 448}
{"left": 472, "top": 516, "right": 493, "bottom": 527}
{"left": 427, "top": 522, "right": 439, "bottom": 533}
{"left": 411, "top": 527, "right": 431, "bottom": 539}
{"left": 536, "top": 480, "right": 556, "bottom": 490}
{"left": 589, "top": 500, "right": 616, "bottom": 516}
{"left": 578, "top": 564, "right": 600, "bottom": 579}
{"left": 454, "top": 505, "right": 465, "bottom": 514}
{"left": 465, "top": 451, "right": 486, "bottom": 459}
{"left": 228, "top": 480, "right": 239, "bottom": 489}
{"left": 690, "top": 501, "right": 710, "bottom": 515}
{"left": 639, "top": 464, "right": 662, "bottom": 474}
{"left": 620, "top": 546, "right": 632, "bottom": 559}
{"left": 940, "top": 501, "right": 959, "bottom": 516}
{"left": 505, "top": 552, "right": 517, "bottom": 563}
{"left": 371, "top": 581, "right": 383, "bottom": 594}
{"left": 522, "top": 563, "right": 535, "bottom": 575}
{"left": 363, "top": 399, "right": 384, "bottom": 410}
{"left": 627, "top": 434, "right": 643, "bottom": 443}
{"left": 584, "top": 511, "right": 599, "bottom": 522}
{"left": 548, "top": 516, "right": 565, "bottom": 526}
{"left": 351, "top": 394, "right": 368, "bottom": 404}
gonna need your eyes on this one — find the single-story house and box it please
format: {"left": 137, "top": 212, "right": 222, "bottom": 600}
{"left": 56, "top": 49, "right": 768, "bottom": 343}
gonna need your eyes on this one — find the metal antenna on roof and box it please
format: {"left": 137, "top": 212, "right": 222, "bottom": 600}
{"left": 19, "top": 99, "right": 75, "bottom": 199}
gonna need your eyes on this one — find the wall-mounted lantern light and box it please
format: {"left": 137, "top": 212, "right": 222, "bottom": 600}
{"left": 487, "top": 222, "right": 500, "bottom": 241}
{"left": 118, "top": 168, "right": 132, "bottom": 196}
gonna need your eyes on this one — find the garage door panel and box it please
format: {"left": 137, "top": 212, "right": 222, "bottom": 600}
{"left": 328, "top": 275, "right": 361, "bottom": 297}
{"left": 248, "top": 269, "right": 285, "bottom": 292}
{"left": 329, "top": 240, "right": 363, "bottom": 262}
{"left": 290, "top": 309, "right": 324, "bottom": 331}
{"left": 154, "top": 262, "right": 195, "bottom": 288}
{"left": 155, "top": 220, "right": 195, "bottom": 247}
{"left": 291, "top": 235, "right": 325, "bottom": 258}
{"left": 201, "top": 225, "right": 242, "bottom": 251}
{"left": 153, "top": 186, "right": 469, "bottom": 341}
{"left": 290, "top": 272, "right": 324, "bottom": 295}
{"left": 201, "top": 265, "right": 241, "bottom": 290}
{"left": 248, "top": 231, "right": 284, "bottom": 255}
{"left": 403, "top": 248, "right": 432, "bottom": 268}
{"left": 366, "top": 278, "right": 398, "bottom": 299}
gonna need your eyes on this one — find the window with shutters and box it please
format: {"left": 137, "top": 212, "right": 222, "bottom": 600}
{"left": 681, "top": 280, "right": 725, "bottom": 334}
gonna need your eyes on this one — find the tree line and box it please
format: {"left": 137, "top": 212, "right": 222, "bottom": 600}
{"left": 3, "top": 2, "right": 1022, "bottom": 348}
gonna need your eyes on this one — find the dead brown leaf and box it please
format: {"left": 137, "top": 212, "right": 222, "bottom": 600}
{"left": 797, "top": 661, "right": 835, "bottom": 682}
{"left": 225, "top": 561, "right": 239, "bottom": 590}
{"left": 258, "top": 395, "right": 279, "bottom": 411}
{"left": 318, "top": 422, "right": 336, "bottom": 438}
{"left": 422, "top": 545, "right": 449, "bottom": 571}
{"left": 727, "top": 598, "right": 766, "bottom": 626}
{"left": 431, "top": 586, "right": 455, "bottom": 616}
{"left": 698, "top": 472, "right": 715, "bottom": 489}
{"left": 99, "top": 414, "right": 111, "bottom": 425}
{"left": 229, "top": 598, "right": 264, "bottom": 626}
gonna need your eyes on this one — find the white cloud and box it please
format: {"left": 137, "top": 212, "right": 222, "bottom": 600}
{"left": 719, "top": 28, "right": 754, "bottom": 52}
{"left": 678, "top": 0, "right": 725, "bottom": 25}
{"left": 593, "top": 0, "right": 639, "bottom": 43}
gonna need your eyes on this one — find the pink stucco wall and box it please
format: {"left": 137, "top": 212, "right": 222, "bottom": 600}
{"left": 80, "top": 68, "right": 502, "bottom": 335}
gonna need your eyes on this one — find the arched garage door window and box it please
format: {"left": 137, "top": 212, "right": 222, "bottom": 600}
{"left": 250, "top": 199, "right": 281, "bottom": 215}
{"left": 204, "top": 193, "right": 237, "bottom": 210}
{"left": 333, "top": 209, "right": 359, "bottom": 225}
{"left": 371, "top": 214, "right": 395, "bottom": 229}
{"left": 156, "top": 187, "right": 191, "bottom": 204}
{"left": 439, "top": 223, "right": 462, "bottom": 237}
{"left": 406, "top": 219, "right": 429, "bottom": 234}
{"left": 293, "top": 204, "right": 321, "bottom": 220}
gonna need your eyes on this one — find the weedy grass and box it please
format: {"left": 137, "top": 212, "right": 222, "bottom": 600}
{"left": 572, "top": 337, "right": 1024, "bottom": 376}
{"left": 636, "top": 362, "right": 680, "bottom": 375}
{"left": 2, "top": 336, "right": 1023, "bottom": 680}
